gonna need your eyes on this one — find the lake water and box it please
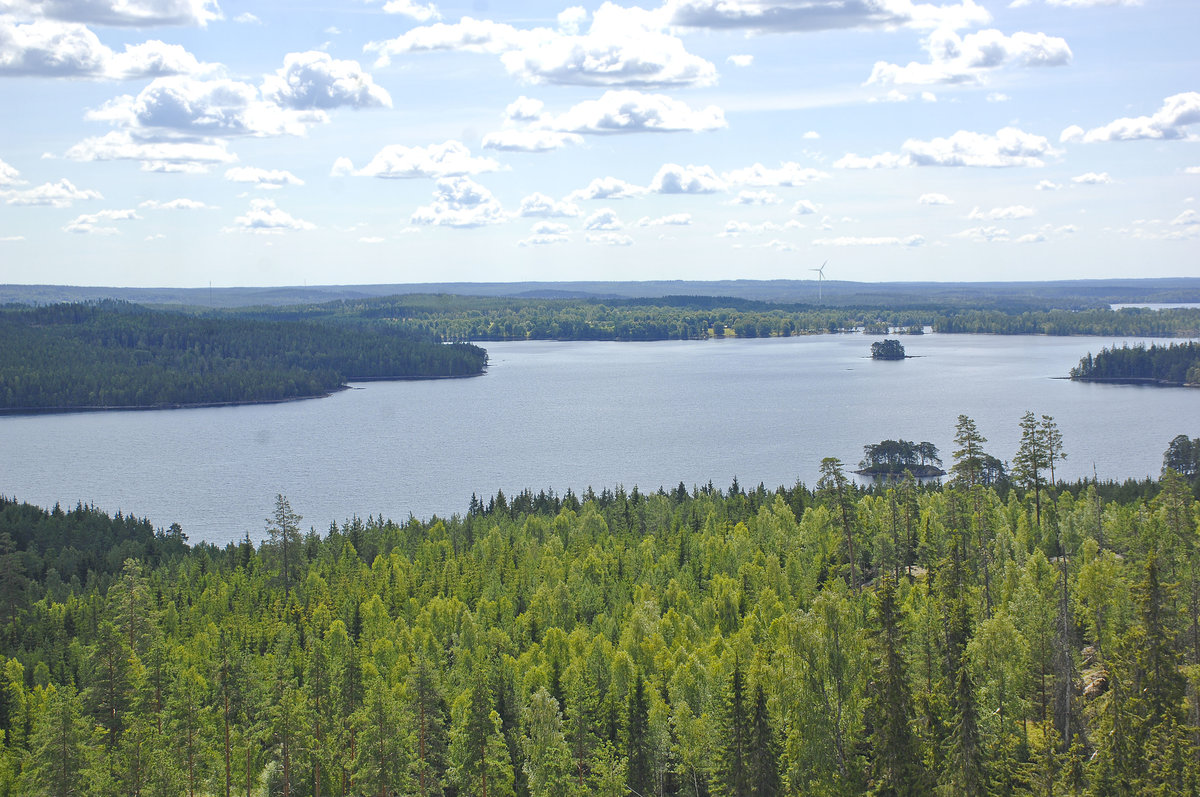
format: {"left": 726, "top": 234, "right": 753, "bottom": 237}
{"left": 2, "top": 334, "right": 1197, "bottom": 546}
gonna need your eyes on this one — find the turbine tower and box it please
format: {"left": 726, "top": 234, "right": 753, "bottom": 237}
{"left": 810, "top": 260, "right": 828, "bottom": 302}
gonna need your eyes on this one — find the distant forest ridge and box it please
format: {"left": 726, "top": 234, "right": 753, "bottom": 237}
{"left": 3, "top": 276, "right": 1200, "bottom": 310}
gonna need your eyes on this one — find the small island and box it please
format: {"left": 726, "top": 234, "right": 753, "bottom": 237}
{"left": 855, "top": 439, "right": 947, "bottom": 478}
{"left": 1070, "top": 342, "right": 1199, "bottom": 387}
{"left": 871, "top": 338, "right": 906, "bottom": 360}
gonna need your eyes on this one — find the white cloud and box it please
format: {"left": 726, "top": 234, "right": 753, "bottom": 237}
{"left": 504, "top": 95, "right": 544, "bottom": 121}
{"left": 584, "top": 208, "right": 623, "bottom": 230}
{"left": 0, "top": 235, "right": 25, "bottom": 241}
{"left": 719, "top": 219, "right": 804, "bottom": 237}
{"left": 234, "top": 12, "right": 259, "bottom": 23}
{"left": 1015, "top": 232, "right": 1046, "bottom": 243}
{"left": 1067, "top": 93, "right": 1200, "bottom": 142}
{"left": 65, "top": 130, "right": 236, "bottom": 172}
{"left": 730, "top": 190, "right": 781, "bottom": 205}
{"left": 567, "top": 176, "right": 647, "bottom": 201}
{"left": 347, "top": 141, "right": 500, "bottom": 179}
{"left": 481, "top": 130, "right": 583, "bottom": 152}
{"left": 4, "top": 177, "right": 101, "bottom": 207}
{"left": 224, "top": 166, "right": 304, "bottom": 188}
{"left": 919, "top": 192, "right": 954, "bottom": 205}
{"left": 665, "top": 0, "right": 991, "bottom": 33}
{"left": 1, "top": 0, "right": 222, "bottom": 27}
{"left": 755, "top": 239, "right": 796, "bottom": 251}
{"left": 0, "top": 157, "right": 22, "bottom": 185}
{"left": 867, "top": 28, "right": 1071, "bottom": 86}
{"left": 518, "top": 192, "right": 582, "bottom": 218}
{"left": 0, "top": 18, "right": 214, "bottom": 79}
{"left": 791, "top": 199, "right": 819, "bottom": 215}
{"left": 1019, "top": 0, "right": 1143, "bottom": 7}
{"left": 1183, "top": 166, "right": 1200, "bottom": 175}
{"left": 968, "top": 204, "right": 1034, "bottom": 219}
{"left": 519, "top": 233, "right": 571, "bottom": 246}
{"left": 380, "top": 0, "right": 440, "bottom": 21}
{"left": 558, "top": 6, "right": 588, "bottom": 34}
{"left": 62, "top": 207, "right": 138, "bottom": 234}
{"left": 803, "top": 131, "right": 820, "bottom": 140}
{"left": 813, "top": 234, "right": 926, "bottom": 246}
{"left": 1072, "top": 171, "right": 1112, "bottom": 184}
{"left": 727, "top": 54, "right": 753, "bottom": 67}
{"left": 837, "top": 127, "right": 1055, "bottom": 168}
{"left": 517, "top": 220, "right": 571, "bottom": 245}
{"left": 1172, "top": 209, "right": 1199, "bottom": 227}
{"left": 227, "top": 198, "right": 315, "bottom": 234}
{"left": 722, "top": 161, "right": 828, "bottom": 186}
{"left": 139, "top": 197, "right": 213, "bottom": 209}
{"left": 637, "top": 213, "right": 691, "bottom": 226}
{"left": 261, "top": 51, "right": 392, "bottom": 110}
{"left": 952, "top": 225, "right": 1011, "bottom": 242}
{"left": 359, "top": 236, "right": 385, "bottom": 243}
{"left": 1035, "top": 179, "right": 1061, "bottom": 191}
{"left": 411, "top": 176, "right": 506, "bottom": 228}
{"left": 368, "top": 6, "right": 715, "bottom": 89}
{"left": 650, "top": 163, "right": 724, "bottom": 194}
{"left": 585, "top": 232, "right": 633, "bottom": 246}
{"left": 541, "top": 90, "right": 726, "bottom": 134}
{"left": 988, "top": 92, "right": 1010, "bottom": 102}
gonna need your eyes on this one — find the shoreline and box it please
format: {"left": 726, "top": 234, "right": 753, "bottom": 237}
{"left": 1069, "top": 376, "right": 1198, "bottom": 388}
{"left": 0, "top": 370, "right": 486, "bottom": 417}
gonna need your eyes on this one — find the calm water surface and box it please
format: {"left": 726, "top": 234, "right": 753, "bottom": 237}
{"left": 2, "top": 334, "right": 1196, "bottom": 545}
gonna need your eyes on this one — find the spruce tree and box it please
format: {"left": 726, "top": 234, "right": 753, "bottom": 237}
{"left": 713, "top": 659, "right": 751, "bottom": 796}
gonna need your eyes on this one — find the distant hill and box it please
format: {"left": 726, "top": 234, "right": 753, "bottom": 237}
{"left": 3, "top": 277, "right": 1200, "bottom": 310}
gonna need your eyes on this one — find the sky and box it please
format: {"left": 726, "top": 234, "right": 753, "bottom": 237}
{"left": 0, "top": 0, "right": 1196, "bottom": 288}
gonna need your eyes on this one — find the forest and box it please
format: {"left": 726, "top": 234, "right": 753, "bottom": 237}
{"left": 1070, "top": 342, "right": 1200, "bottom": 386}
{"left": 0, "top": 301, "right": 487, "bottom": 412}
{"left": 0, "top": 416, "right": 1197, "bottom": 796}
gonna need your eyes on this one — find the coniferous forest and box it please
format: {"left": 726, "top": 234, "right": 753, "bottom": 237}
{"left": 1, "top": 417, "right": 1198, "bottom": 796}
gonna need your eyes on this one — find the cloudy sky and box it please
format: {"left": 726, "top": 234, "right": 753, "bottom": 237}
{"left": 0, "top": 0, "right": 1196, "bottom": 287}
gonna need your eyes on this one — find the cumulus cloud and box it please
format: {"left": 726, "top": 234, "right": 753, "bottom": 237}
{"left": 4, "top": 177, "right": 101, "bottom": 207}
{"left": 380, "top": 0, "right": 440, "bottom": 21}
{"left": 367, "top": 5, "right": 715, "bottom": 89}
{"left": 227, "top": 198, "right": 315, "bottom": 234}
{"left": 541, "top": 90, "right": 726, "bottom": 135}
{"left": 719, "top": 219, "right": 804, "bottom": 237}
{"left": 138, "top": 197, "right": 213, "bottom": 209}
{"left": 584, "top": 208, "right": 623, "bottom": 230}
{"left": 1064, "top": 92, "right": 1200, "bottom": 142}
{"left": 968, "top": 204, "right": 1034, "bottom": 219}
{"left": 65, "top": 130, "right": 236, "bottom": 172}
{"left": 867, "top": 28, "right": 1071, "bottom": 86}
{"left": 919, "top": 192, "right": 955, "bottom": 205}
{"left": 0, "top": 157, "right": 22, "bottom": 185}
{"left": 1015, "top": 232, "right": 1046, "bottom": 243}
{"left": 261, "top": 51, "right": 391, "bottom": 110}
{"left": 650, "top": 163, "right": 724, "bottom": 194}
{"left": 518, "top": 193, "right": 582, "bottom": 218}
{"left": 481, "top": 130, "right": 583, "bottom": 152}
{"left": 585, "top": 231, "right": 633, "bottom": 246}
{"left": 62, "top": 207, "right": 138, "bottom": 234}
{"left": 504, "top": 95, "right": 544, "bottom": 121}
{"left": 344, "top": 141, "right": 499, "bottom": 179}
{"left": 665, "top": 0, "right": 990, "bottom": 33}
{"left": 637, "top": 213, "right": 691, "bottom": 226}
{"left": 727, "top": 54, "right": 753, "bottom": 67}
{"left": 411, "top": 176, "right": 506, "bottom": 228}
{"left": 1072, "top": 171, "right": 1112, "bottom": 184}
{"left": 224, "top": 166, "right": 304, "bottom": 188}
{"left": 722, "top": 161, "right": 828, "bottom": 186}
{"left": 1035, "top": 179, "right": 1061, "bottom": 191}
{"left": 518, "top": 220, "right": 571, "bottom": 246}
{"left": 0, "top": 18, "right": 215, "bottom": 78}
{"left": 234, "top": 12, "right": 258, "bottom": 23}
{"left": 567, "top": 176, "right": 647, "bottom": 201}
{"left": 812, "top": 234, "right": 926, "bottom": 246}
{"left": 792, "top": 199, "right": 819, "bottom": 215}
{"left": 730, "top": 190, "right": 781, "bottom": 205}
{"left": 952, "top": 225, "right": 1010, "bottom": 242}
{"left": 1, "top": 0, "right": 222, "bottom": 27}
{"left": 836, "top": 127, "right": 1055, "bottom": 168}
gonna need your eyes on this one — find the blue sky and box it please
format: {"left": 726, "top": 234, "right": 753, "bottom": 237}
{"left": 0, "top": 0, "right": 1196, "bottom": 287}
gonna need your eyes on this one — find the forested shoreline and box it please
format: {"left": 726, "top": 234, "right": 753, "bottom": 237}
{"left": 0, "top": 301, "right": 487, "bottom": 413}
{"left": 1, "top": 419, "right": 1198, "bottom": 796}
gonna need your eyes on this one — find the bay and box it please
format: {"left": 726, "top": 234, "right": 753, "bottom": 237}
{"left": 1, "top": 333, "right": 1196, "bottom": 546}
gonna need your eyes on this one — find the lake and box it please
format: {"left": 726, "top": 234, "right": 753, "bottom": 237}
{"left": 1, "top": 334, "right": 1196, "bottom": 546}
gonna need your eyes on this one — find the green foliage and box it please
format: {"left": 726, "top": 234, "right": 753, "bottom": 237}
{"left": 1071, "top": 341, "right": 1200, "bottom": 385}
{"left": 871, "top": 339, "right": 906, "bottom": 360}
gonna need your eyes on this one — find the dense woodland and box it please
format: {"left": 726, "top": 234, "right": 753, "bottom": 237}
{"left": 224, "top": 295, "right": 1200, "bottom": 344}
{"left": 1070, "top": 342, "right": 1200, "bottom": 386}
{"left": 0, "top": 302, "right": 486, "bottom": 412}
{"left": 1, "top": 418, "right": 1198, "bottom": 796}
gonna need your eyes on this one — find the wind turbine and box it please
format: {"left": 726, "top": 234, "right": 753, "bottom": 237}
{"left": 810, "top": 260, "right": 828, "bottom": 302}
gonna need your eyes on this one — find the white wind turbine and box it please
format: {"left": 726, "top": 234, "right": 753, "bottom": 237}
{"left": 810, "top": 260, "right": 828, "bottom": 302}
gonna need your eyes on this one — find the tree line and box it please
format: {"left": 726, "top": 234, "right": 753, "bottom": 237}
{"left": 0, "top": 420, "right": 1198, "bottom": 795}
{"left": 0, "top": 301, "right": 487, "bottom": 412}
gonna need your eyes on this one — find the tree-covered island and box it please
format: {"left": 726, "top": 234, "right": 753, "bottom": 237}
{"left": 854, "top": 439, "right": 946, "bottom": 478}
{"left": 1070, "top": 341, "right": 1200, "bottom": 387}
{"left": 870, "top": 339, "right": 906, "bottom": 360}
